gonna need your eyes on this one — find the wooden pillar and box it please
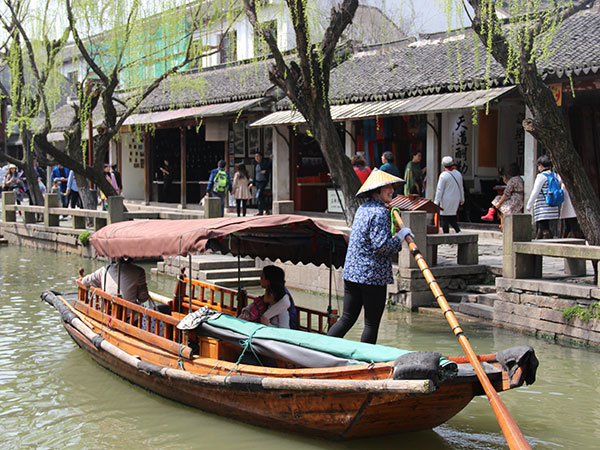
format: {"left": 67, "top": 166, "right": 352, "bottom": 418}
{"left": 144, "top": 131, "right": 151, "bottom": 204}
{"left": 180, "top": 127, "right": 187, "bottom": 207}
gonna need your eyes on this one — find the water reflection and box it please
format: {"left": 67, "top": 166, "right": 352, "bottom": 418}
{"left": 1, "top": 245, "right": 599, "bottom": 449}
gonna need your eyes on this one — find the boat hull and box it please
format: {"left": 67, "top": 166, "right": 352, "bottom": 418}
{"left": 63, "top": 320, "right": 475, "bottom": 439}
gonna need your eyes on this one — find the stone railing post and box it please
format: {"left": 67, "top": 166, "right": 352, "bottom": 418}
{"left": 503, "top": 213, "right": 540, "bottom": 278}
{"left": 273, "top": 200, "right": 294, "bottom": 215}
{"left": 398, "top": 211, "right": 427, "bottom": 269}
{"left": 1, "top": 191, "right": 16, "bottom": 222}
{"left": 44, "top": 193, "right": 60, "bottom": 227}
{"left": 204, "top": 196, "right": 221, "bottom": 218}
{"left": 107, "top": 196, "right": 124, "bottom": 224}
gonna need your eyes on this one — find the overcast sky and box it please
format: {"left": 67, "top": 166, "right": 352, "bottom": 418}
{"left": 363, "top": 0, "right": 472, "bottom": 35}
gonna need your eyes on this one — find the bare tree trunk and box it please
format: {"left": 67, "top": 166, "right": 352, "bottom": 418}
{"left": 21, "top": 132, "right": 44, "bottom": 206}
{"left": 307, "top": 107, "right": 361, "bottom": 220}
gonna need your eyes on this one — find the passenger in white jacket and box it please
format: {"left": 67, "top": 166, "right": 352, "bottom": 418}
{"left": 434, "top": 156, "right": 465, "bottom": 233}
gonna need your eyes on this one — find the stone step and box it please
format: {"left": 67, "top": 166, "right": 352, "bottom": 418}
{"left": 453, "top": 302, "right": 494, "bottom": 320}
{"left": 210, "top": 277, "right": 262, "bottom": 288}
{"left": 0, "top": 238, "right": 8, "bottom": 245}
{"left": 446, "top": 292, "right": 478, "bottom": 303}
{"left": 446, "top": 291, "right": 498, "bottom": 307}
{"left": 467, "top": 284, "right": 497, "bottom": 294}
{"left": 164, "top": 254, "right": 256, "bottom": 271}
{"left": 201, "top": 267, "right": 263, "bottom": 280}
{"left": 476, "top": 293, "right": 498, "bottom": 307}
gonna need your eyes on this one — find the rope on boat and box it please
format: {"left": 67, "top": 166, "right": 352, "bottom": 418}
{"left": 225, "top": 328, "right": 262, "bottom": 379}
{"left": 178, "top": 344, "right": 185, "bottom": 371}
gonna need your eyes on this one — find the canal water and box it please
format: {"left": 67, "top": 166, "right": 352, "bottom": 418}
{"left": 1, "top": 245, "right": 599, "bottom": 449}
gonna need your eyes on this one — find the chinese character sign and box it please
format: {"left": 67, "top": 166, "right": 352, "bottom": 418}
{"left": 450, "top": 112, "right": 472, "bottom": 176}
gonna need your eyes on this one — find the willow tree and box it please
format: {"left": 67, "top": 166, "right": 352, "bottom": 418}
{"left": 0, "top": 0, "right": 69, "bottom": 205}
{"left": 461, "top": 0, "right": 600, "bottom": 244}
{"left": 243, "top": 0, "right": 362, "bottom": 224}
{"left": 3, "top": 0, "right": 238, "bottom": 208}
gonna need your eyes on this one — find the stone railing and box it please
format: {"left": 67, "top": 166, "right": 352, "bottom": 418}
{"left": 394, "top": 211, "right": 484, "bottom": 310}
{"left": 502, "top": 214, "right": 596, "bottom": 283}
{"left": 1, "top": 191, "right": 224, "bottom": 231}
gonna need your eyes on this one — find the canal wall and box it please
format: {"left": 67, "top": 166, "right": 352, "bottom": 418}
{"left": 0, "top": 222, "right": 94, "bottom": 258}
{"left": 494, "top": 278, "right": 600, "bottom": 347}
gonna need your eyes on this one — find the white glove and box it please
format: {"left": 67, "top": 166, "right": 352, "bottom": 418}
{"left": 398, "top": 227, "right": 414, "bottom": 240}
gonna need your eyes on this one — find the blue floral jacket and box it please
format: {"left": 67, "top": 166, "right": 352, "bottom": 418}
{"left": 342, "top": 199, "right": 404, "bottom": 285}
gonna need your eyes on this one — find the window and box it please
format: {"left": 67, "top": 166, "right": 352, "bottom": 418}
{"left": 219, "top": 30, "right": 237, "bottom": 64}
{"left": 253, "top": 20, "right": 276, "bottom": 57}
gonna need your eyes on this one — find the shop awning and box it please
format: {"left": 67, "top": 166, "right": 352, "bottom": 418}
{"left": 124, "top": 97, "right": 268, "bottom": 126}
{"left": 249, "top": 86, "right": 516, "bottom": 127}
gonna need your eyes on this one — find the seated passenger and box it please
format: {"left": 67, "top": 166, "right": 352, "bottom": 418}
{"left": 79, "top": 257, "right": 153, "bottom": 308}
{"left": 238, "top": 295, "right": 267, "bottom": 322}
{"left": 260, "top": 265, "right": 299, "bottom": 329}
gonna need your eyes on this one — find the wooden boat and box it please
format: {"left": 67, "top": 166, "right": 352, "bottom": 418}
{"left": 43, "top": 215, "right": 538, "bottom": 440}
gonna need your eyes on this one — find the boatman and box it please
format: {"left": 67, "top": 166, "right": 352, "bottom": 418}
{"left": 327, "top": 169, "right": 412, "bottom": 344}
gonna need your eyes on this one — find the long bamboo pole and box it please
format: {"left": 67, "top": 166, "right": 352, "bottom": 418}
{"left": 392, "top": 210, "right": 530, "bottom": 450}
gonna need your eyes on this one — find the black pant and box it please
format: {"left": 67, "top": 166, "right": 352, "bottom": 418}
{"left": 441, "top": 215, "right": 461, "bottom": 233}
{"left": 236, "top": 199, "right": 247, "bottom": 216}
{"left": 69, "top": 191, "right": 82, "bottom": 208}
{"left": 327, "top": 280, "right": 386, "bottom": 344}
{"left": 535, "top": 219, "right": 553, "bottom": 239}
{"left": 256, "top": 181, "right": 267, "bottom": 214}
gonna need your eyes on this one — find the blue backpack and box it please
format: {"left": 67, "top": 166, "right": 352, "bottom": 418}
{"left": 543, "top": 172, "right": 564, "bottom": 206}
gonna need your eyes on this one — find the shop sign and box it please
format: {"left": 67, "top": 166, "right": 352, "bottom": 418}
{"left": 449, "top": 112, "right": 472, "bottom": 176}
{"left": 327, "top": 187, "right": 345, "bottom": 214}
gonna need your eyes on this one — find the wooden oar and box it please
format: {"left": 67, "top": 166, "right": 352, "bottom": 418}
{"left": 391, "top": 209, "right": 530, "bottom": 450}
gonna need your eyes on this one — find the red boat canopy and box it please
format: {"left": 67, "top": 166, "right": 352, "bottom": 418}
{"left": 89, "top": 215, "right": 349, "bottom": 268}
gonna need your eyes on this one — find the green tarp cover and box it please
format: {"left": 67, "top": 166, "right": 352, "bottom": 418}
{"left": 208, "top": 314, "right": 414, "bottom": 363}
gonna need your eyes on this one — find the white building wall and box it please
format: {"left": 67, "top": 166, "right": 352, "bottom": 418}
{"left": 120, "top": 132, "right": 145, "bottom": 200}
{"left": 272, "top": 125, "right": 290, "bottom": 201}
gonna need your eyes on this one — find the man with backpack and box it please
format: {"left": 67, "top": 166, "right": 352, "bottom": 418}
{"left": 205, "top": 160, "right": 232, "bottom": 217}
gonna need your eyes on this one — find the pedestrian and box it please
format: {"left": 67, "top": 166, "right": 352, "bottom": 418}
{"left": 403, "top": 149, "right": 424, "bottom": 196}
{"left": 557, "top": 176, "right": 582, "bottom": 238}
{"left": 379, "top": 151, "right": 402, "bottom": 197}
{"left": 111, "top": 164, "right": 122, "bottom": 195}
{"left": 2, "top": 164, "right": 25, "bottom": 205}
{"left": 66, "top": 170, "right": 82, "bottom": 208}
{"left": 526, "top": 155, "right": 560, "bottom": 239}
{"left": 100, "top": 164, "right": 120, "bottom": 210}
{"left": 232, "top": 163, "right": 252, "bottom": 217}
{"left": 50, "top": 163, "right": 70, "bottom": 207}
{"left": 352, "top": 154, "right": 371, "bottom": 184}
{"left": 327, "top": 169, "right": 412, "bottom": 344}
{"left": 205, "top": 160, "right": 232, "bottom": 217}
{"left": 158, "top": 159, "right": 172, "bottom": 202}
{"left": 481, "top": 163, "right": 523, "bottom": 228}
{"left": 434, "top": 156, "right": 464, "bottom": 233}
{"left": 249, "top": 152, "right": 271, "bottom": 215}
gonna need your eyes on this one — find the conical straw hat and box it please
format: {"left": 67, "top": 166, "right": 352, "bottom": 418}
{"left": 356, "top": 168, "right": 405, "bottom": 197}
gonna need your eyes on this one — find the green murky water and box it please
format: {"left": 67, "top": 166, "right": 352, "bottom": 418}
{"left": 1, "top": 245, "right": 599, "bottom": 449}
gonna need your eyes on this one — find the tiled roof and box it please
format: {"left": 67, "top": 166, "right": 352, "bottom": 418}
{"left": 134, "top": 58, "right": 275, "bottom": 113}
{"left": 329, "top": 6, "right": 600, "bottom": 104}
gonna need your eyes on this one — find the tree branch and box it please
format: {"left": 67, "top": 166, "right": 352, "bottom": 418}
{"left": 65, "top": 0, "right": 109, "bottom": 85}
{"left": 319, "top": 0, "right": 358, "bottom": 71}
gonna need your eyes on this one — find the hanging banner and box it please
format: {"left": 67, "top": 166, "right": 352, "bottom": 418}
{"left": 548, "top": 83, "right": 562, "bottom": 106}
